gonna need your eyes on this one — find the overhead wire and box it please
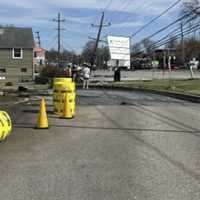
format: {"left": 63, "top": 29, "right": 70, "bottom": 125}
{"left": 138, "top": 6, "right": 200, "bottom": 41}
{"left": 119, "top": 0, "right": 147, "bottom": 20}
{"left": 45, "top": 35, "right": 58, "bottom": 50}
{"left": 132, "top": 0, "right": 183, "bottom": 37}
{"left": 104, "top": 0, "right": 113, "bottom": 12}
{"left": 154, "top": 24, "right": 200, "bottom": 48}
{"left": 151, "top": 15, "right": 198, "bottom": 47}
{"left": 105, "top": 0, "right": 147, "bottom": 38}
{"left": 137, "top": 22, "right": 200, "bottom": 53}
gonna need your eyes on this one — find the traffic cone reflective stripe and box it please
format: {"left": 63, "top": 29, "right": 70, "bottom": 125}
{"left": 37, "top": 98, "right": 49, "bottom": 129}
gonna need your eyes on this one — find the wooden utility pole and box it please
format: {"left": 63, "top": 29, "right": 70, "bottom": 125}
{"left": 53, "top": 13, "right": 65, "bottom": 67}
{"left": 90, "top": 12, "right": 110, "bottom": 69}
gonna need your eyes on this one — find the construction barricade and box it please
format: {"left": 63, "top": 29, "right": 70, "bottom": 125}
{"left": 53, "top": 78, "right": 76, "bottom": 118}
{"left": 0, "top": 111, "right": 12, "bottom": 141}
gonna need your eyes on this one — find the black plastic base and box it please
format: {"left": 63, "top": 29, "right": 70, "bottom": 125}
{"left": 60, "top": 116, "right": 74, "bottom": 119}
{"left": 35, "top": 127, "right": 50, "bottom": 130}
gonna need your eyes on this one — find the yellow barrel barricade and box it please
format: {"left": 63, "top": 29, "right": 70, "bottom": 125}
{"left": 0, "top": 111, "right": 12, "bottom": 141}
{"left": 61, "top": 93, "right": 73, "bottom": 119}
{"left": 0, "top": 117, "right": 7, "bottom": 141}
{"left": 53, "top": 78, "right": 76, "bottom": 117}
{"left": 53, "top": 83, "right": 63, "bottom": 114}
{"left": 70, "top": 82, "right": 76, "bottom": 117}
{"left": 53, "top": 78, "right": 72, "bottom": 114}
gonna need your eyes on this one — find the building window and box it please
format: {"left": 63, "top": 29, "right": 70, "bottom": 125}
{"left": 13, "top": 48, "right": 23, "bottom": 59}
{"left": 0, "top": 68, "right": 6, "bottom": 73}
{"left": 21, "top": 68, "right": 27, "bottom": 73}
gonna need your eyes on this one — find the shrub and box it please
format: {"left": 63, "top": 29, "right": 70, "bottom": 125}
{"left": 5, "top": 82, "right": 13, "bottom": 86}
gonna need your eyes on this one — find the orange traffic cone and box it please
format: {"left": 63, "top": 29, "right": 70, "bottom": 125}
{"left": 61, "top": 94, "right": 73, "bottom": 119}
{"left": 36, "top": 97, "right": 49, "bottom": 129}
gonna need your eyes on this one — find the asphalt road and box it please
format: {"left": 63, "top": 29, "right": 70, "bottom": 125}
{"left": 0, "top": 89, "right": 200, "bottom": 200}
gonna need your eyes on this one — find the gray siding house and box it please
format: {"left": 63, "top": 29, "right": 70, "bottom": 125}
{"left": 0, "top": 27, "right": 34, "bottom": 83}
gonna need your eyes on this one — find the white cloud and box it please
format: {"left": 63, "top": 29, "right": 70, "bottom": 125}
{"left": 67, "top": 16, "right": 95, "bottom": 24}
{"left": 0, "top": 0, "right": 37, "bottom": 9}
{"left": 112, "top": 21, "right": 144, "bottom": 28}
{"left": 0, "top": 0, "right": 182, "bottom": 15}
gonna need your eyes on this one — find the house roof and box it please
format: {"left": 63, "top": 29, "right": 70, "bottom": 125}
{"left": 0, "top": 27, "right": 34, "bottom": 49}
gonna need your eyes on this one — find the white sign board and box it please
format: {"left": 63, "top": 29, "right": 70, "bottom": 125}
{"left": 108, "top": 60, "right": 130, "bottom": 68}
{"left": 107, "top": 36, "right": 130, "bottom": 61}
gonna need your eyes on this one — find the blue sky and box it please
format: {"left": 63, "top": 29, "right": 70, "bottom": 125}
{"left": 0, "top": 0, "right": 184, "bottom": 53}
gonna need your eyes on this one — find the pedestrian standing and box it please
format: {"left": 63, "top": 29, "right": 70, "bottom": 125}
{"left": 189, "top": 60, "right": 194, "bottom": 79}
{"left": 83, "top": 65, "right": 91, "bottom": 90}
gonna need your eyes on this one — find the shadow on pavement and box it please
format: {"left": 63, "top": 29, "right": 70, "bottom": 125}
{"left": 23, "top": 109, "right": 54, "bottom": 115}
{"left": 13, "top": 123, "right": 200, "bottom": 134}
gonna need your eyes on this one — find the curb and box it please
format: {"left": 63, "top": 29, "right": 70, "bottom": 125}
{"left": 88, "top": 85, "right": 200, "bottom": 103}
{"left": 14, "top": 98, "right": 30, "bottom": 105}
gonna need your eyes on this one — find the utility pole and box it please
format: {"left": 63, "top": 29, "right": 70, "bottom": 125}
{"left": 90, "top": 12, "right": 111, "bottom": 69}
{"left": 53, "top": 13, "right": 65, "bottom": 67}
{"left": 181, "top": 23, "right": 185, "bottom": 67}
{"left": 35, "top": 31, "right": 41, "bottom": 48}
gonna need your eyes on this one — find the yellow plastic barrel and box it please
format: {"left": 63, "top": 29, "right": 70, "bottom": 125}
{"left": 59, "top": 86, "right": 73, "bottom": 115}
{"left": 70, "top": 82, "right": 76, "bottom": 117}
{"left": 53, "top": 78, "right": 71, "bottom": 114}
{"left": 0, "top": 111, "right": 12, "bottom": 141}
{"left": 60, "top": 93, "right": 73, "bottom": 118}
{"left": 0, "top": 117, "right": 6, "bottom": 141}
{"left": 0, "top": 111, "right": 12, "bottom": 135}
{"left": 71, "top": 92, "right": 76, "bottom": 117}
{"left": 53, "top": 77, "right": 76, "bottom": 117}
{"left": 53, "top": 83, "right": 64, "bottom": 114}
{"left": 53, "top": 78, "right": 72, "bottom": 85}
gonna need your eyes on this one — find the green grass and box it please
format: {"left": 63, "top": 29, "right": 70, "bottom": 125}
{"left": 109, "top": 79, "right": 200, "bottom": 96}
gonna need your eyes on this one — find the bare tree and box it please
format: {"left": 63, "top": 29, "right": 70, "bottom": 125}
{"left": 181, "top": 0, "right": 200, "bottom": 31}
{"left": 131, "top": 43, "right": 142, "bottom": 54}
{"left": 141, "top": 39, "right": 155, "bottom": 55}
{"left": 81, "top": 41, "right": 110, "bottom": 68}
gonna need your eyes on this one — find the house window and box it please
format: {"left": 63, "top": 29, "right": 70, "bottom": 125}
{"left": 21, "top": 68, "right": 27, "bottom": 73}
{"left": 0, "top": 68, "right": 6, "bottom": 73}
{"left": 13, "top": 48, "right": 23, "bottom": 59}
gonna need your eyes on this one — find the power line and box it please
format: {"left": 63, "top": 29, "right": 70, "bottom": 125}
{"left": 150, "top": 15, "right": 198, "bottom": 47}
{"left": 132, "top": 0, "right": 182, "bottom": 37}
{"left": 113, "top": 0, "right": 132, "bottom": 14}
{"left": 108, "top": 0, "right": 134, "bottom": 20}
{"left": 61, "top": 39, "right": 77, "bottom": 52}
{"left": 137, "top": 23, "right": 200, "bottom": 53}
{"left": 139, "top": 6, "right": 200, "bottom": 41}
{"left": 109, "top": 0, "right": 145, "bottom": 22}
{"left": 46, "top": 35, "right": 58, "bottom": 50}
{"left": 154, "top": 24, "right": 200, "bottom": 48}
{"left": 104, "top": 0, "right": 113, "bottom": 12}
{"left": 47, "top": 36, "right": 58, "bottom": 50}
